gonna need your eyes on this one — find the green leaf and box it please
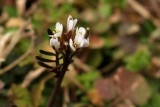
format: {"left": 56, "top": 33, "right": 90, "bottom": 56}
{"left": 60, "top": 3, "right": 73, "bottom": 13}
{"left": 99, "top": 4, "right": 111, "bottom": 18}
{"left": 18, "top": 39, "right": 30, "bottom": 52}
{"left": 3, "top": 27, "right": 18, "bottom": 34}
{"left": 10, "top": 85, "right": 32, "bottom": 107}
{"left": 104, "top": 0, "right": 127, "bottom": 8}
{"left": 87, "top": 50, "right": 102, "bottom": 67}
{"left": 93, "top": 21, "right": 110, "bottom": 33}
{"left": 4, "top": 6, "right": 17, "bottom": 17}
{"left": 31, "top": 18, "right": 42, "bottom": 30}
{"left": 104, "top": 36, "right": 118, "bottom": 48}
{"left": 124, "top": 46, "right": 151, "bottom": 72}
{"left": 0, "top": 90, "right": 8, "bottom": 107}
{"left": 141, "top": 93, "right": 160, "bottom": 107}
{"left": 77, "top": 71, "right": 100, "bottom": 90}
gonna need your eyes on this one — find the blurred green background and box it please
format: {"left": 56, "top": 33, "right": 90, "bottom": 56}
{"left": 0, "top": 0, "right": 160, "bottom": 107}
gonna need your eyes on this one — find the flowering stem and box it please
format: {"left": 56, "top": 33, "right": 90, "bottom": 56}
{"left": 47, "top": 50, "right": 71, "bottom": 107}
{"left": 55, "top": 50, "right": 59, "bottom": 66}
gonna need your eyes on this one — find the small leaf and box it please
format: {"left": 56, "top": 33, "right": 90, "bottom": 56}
{"left": 124, "top": 46, "right": 151, "bottom": 72}
{"left": 39, "top": 50, "right": 56, "bottom": 56}
{"left": 142, "top": 93, "right": 160, "bottom": 107}
{"left": 87, "top": 50, "right": 102, "bottom": 67}
{"left": 0, "top": 90, "right": 8, "bottom": 107}
{"left": 36, "top": 56, "right": 56, "bottom": 62}
{"left": 37, "top": 61, "right": 53, "bottom": 69}
{"left": 9, "top": 85, "right": 32, "bottom": 107}
{"left": 4, "top": 6, "right": 17, "bottom": 17}
{"left": 99, "top": 4, "right": 111, "bottom": 18}
{"left": 3, "top": 27, "right": 18, "bottom": 34}
{"left": 77, "top": 71, "right": 100, "bottom": 90}
{"left": 93, "top": 21, "right": 110, "bottom": 33}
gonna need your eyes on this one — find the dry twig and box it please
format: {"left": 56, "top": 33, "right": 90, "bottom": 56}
{"left": 21, "top": 67, "right": 46, "bottom": 88}
{"left": 128, "top": 0, "right": 160, "bottom": 29}
{"left": 0, "top": 20, "right": 35, "bottom": 75}
{"left": 73, "top": 57, "right": 91, "bottom": 72}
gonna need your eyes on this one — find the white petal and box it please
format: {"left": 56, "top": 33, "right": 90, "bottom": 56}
{"left": 61, "top": 24, "right": 63, "bottom": 33}
{"left": 83, "top": 38, "right": 90, "bottom": 47}
{"left": 48, "top": 35, "right": 54, "bottom": 37}
{"left": 74, "top": 34, "right": 84, "bottom": 48}
{"left": 67, "top": 15, "right": 77, "bottom": 31}
{"left": 68, "top": 20, "right": 73, "bottom": 31}
{"left": 76, "top": 27, "right": 79, "bottom": 35}
{"left": 50, "top": 38, "right": 53, "bottom": 46}
{"left": 67, "top": 15, "right": 72, "bottom": 31}
{"left": 76, "top": 27, "right": 86, "bottom": 37}
{"left": 73, "top": 19, "right": 78, "bottom": 29}
{"left": 69, "top": 39, "right": 76, "bottom": 51}
{"left": 56, "top": 22, "right": 61, "bottom": 29}
{"left": 53, "top": 32, "right": 61, "bottom": 38}
{"left": 78, "top": 27, "right": 86, "bottom": 36}
{"left": 67, "top": 15, "right": 72, "bottom": 28}
{"left": 50, "top": 38, "right": 60, "bottom": 50}
{"left": 56, "top": 22, "right": 63, "bottom": 33}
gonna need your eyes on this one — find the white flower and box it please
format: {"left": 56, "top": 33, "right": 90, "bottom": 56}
{"left": 69, "top": 27, "right": 90, "bottom": 51}
{"left": 49, "top": 22, "right": 63, "bottom": 38}
{"left": 83, "top": 37, "right": 90, "bottom": 47}
{"left": 50, "top": 38, "right": 60, "bottom": 50}
{"left": 69, "top": 36, "right": 84, "bottom": 51}
{"left": 74, "top": 34, "right": 84, "bottom": 47}
{"left": 69, "top": 39, "right": 76, "bottom": 51}
{"left": 76, "top": 27, "right": 86, "bottom": 37}
{"left": 67, "top": 15, "right": 78, "bottom": 31}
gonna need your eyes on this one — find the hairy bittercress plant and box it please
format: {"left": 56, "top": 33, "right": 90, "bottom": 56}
{"left": 36, "top": 15, "right": 90, "bottom": 107}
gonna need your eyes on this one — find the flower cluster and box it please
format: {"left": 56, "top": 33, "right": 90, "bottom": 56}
{"left": 36, "top": 15, "right": 90, "bottom": 76}
{"left": 48, "top": 15, "right": 90, "bottom": 52}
